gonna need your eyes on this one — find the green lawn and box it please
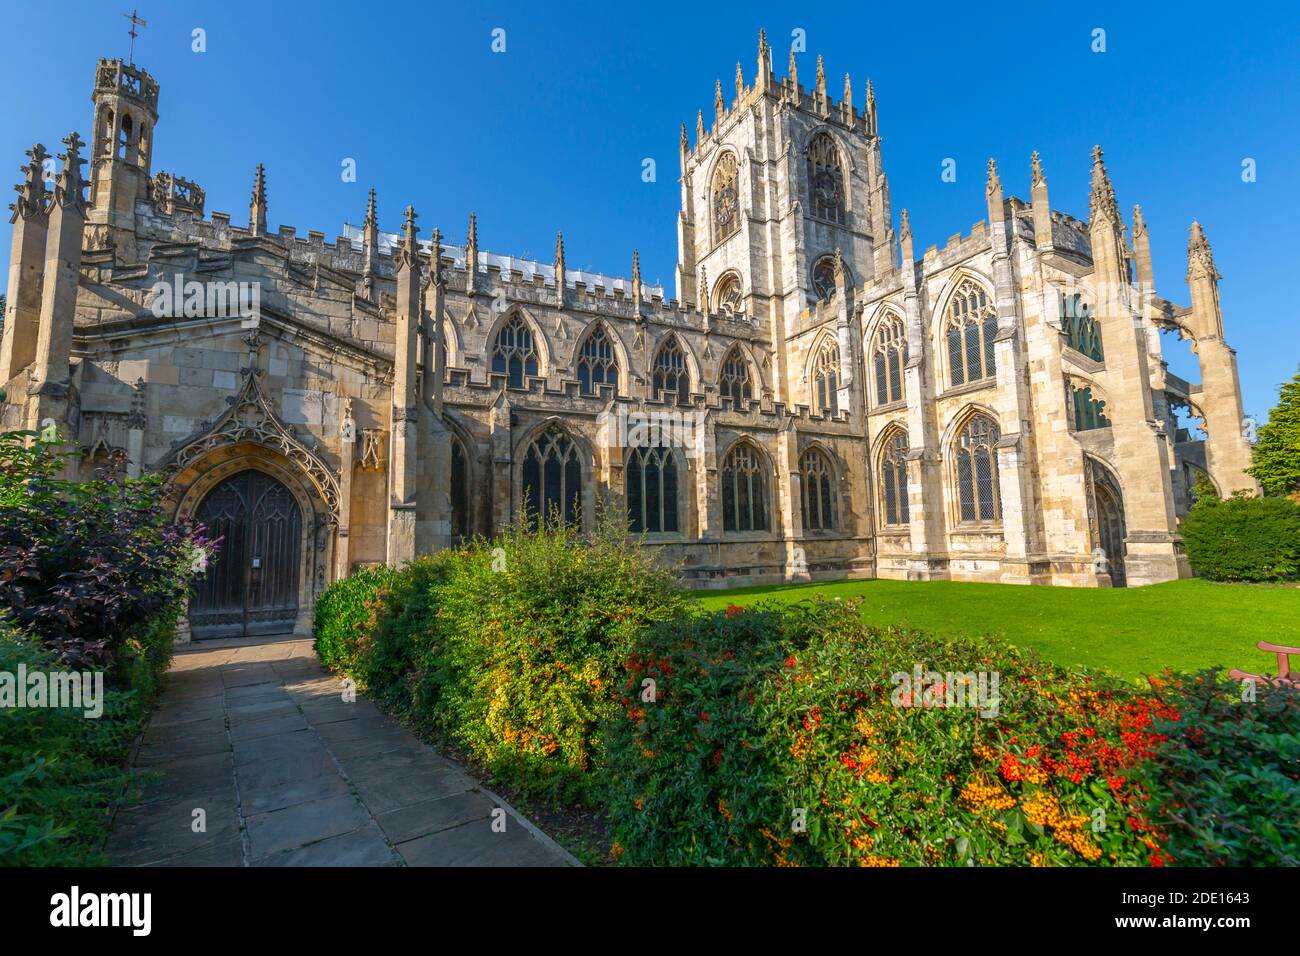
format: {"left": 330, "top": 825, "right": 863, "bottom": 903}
{"left": 694, "top": 578, "right": 1300, "bottom": 681}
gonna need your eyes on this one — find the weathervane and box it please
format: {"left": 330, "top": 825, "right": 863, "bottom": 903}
{"left": 124, "top": 9, "right": 147, "bottom": 66}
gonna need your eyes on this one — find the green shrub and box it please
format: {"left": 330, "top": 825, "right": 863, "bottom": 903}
{"left": 0, "top": 609, "right": 177, "bottom": 866}
{"left": 1142, "top": 671, "right": 1300, "bottom": 866}
{"left": 315, "top": 520, "right": 687, "bottom": 803}
{"left": 1181, "top": 492, "right": 1300, "bottom": 582}
{"left": 604, "top": 599, "right": 1176, "bottom": 866}
{"left": 313, "top": 562, "right": 399, "bottom": 673}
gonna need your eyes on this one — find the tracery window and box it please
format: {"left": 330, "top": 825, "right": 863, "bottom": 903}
{"left": 953, "top": 413, "right": 1001, "bottom": 524}
{"left": 652, "top": 337, "right": 691, "bottom": 406}
{"left": 721, "top": 442, "right": 770, "bottom": 533}
{"left": 879, "top": 428, "right": 910, "bottom": 527}
{"left": 714, "top": 273, "right": 743, "bottom": 315}
{"left": 711, "top": 152, "right": 740, "bottom": 243}
{"left": 807, "top": 133, "right": 845, "bottom": 223}
{"left": 872, "top": 313, "right": 908, "bottom": 406}
{"left": 718, "top": 347, "right": 753, "bottom": 407}
{"left": 799, "top": 448, "right": 837, "bottom": 532}
{"left": 1063, "top": 293, "right": 1103, "bottom": 362}
{"left": 945, "top": 280, "right": 997, "bottom": 387}
{"left": 1070, "top": 382, "right": 1111, "bottom": 432}
{"left": 626, "top": 446, "right": 680, "bottom": 534}
{"left": 491, "top": 312, "right": 539, "bottom": 389}
{"left": 576, "top": 325, "right": 618, "bottom": 395}
{"left": 812, "top": 338, "right": 840, "bottom": 417}
{"left": 521, "top": 424, "right": 582, "bottom": 527}
{"left": 811, "top": 256, "right": 838, "bottom": 302}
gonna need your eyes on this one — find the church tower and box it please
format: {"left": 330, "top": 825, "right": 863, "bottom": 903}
{"left": 676, "top": 32, "right": 892, "bottom": 406}
{"left": 87, "top": 58, "right": 159, "bottom": 260}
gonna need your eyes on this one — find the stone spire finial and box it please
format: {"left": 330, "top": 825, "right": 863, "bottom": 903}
{"left": 735, "top": 61, "right": 744, "bottom": 101}
{"left": 249, "top": 162, "right": 267, "bottom": 235}
{"left": 429, "top": 226, "right": 443, "bottom": 286}
{"left": 54, "top": 132, "right": 87, "bottom": 211}
{"left": 699, "top": 263, "right": 710, "bottom": 313}
{"left": 696, "top": 109, "right": 705, "bottom": 142}
{"left": 833, "top": 245, "right": 845, "bottom": 280}
{"left": 757, "top": 29, "right": 770, "bottom": 92}
{"left": 1132, "top": 203, "right": 1147, "bottom": 238}
{"left": 1089, "top": 145, "right": 1120, "bottom": 225}
{"left": 364, "top": 187, "right": 377, "bottom": 231}
{"left": 680, "top": 122, "right": 688, "bottom": 154}
{"left": 865, "top": 79, "right": 877, "bottom": 136}
{"left": 466, "top": 211, "right": 477, "bottom": 249}
{"left": 632, "top": 248, "right": 643, "bottom": 310}
{"left": 714, "top": 79, "right": 725, "bottom": 121}
{"left": 843, "top": 73, "right": 854, "bottom": 127}
{"left": 1187, "top": 220, "right": 1219, "bottom": 281}
{"left": 899, "top": 208, "right": 911, "bottom": 242}
{"left": 1030, "top": 150, "right": 1044, "bottom": 187}
{"left": 397, "top": 204, "right": 420, "bottom": 269}
{"left": 815, "top": 54, "right": 825, "bottom": 90}
{"left": 554, "top": 231, "right": 565, "bottom": 269}
{"left": 788, "top": 48, "right": 798, "bottom": 89}
{"left": 12, "top": 143, "right": 49, "bottom": 220}
{"left": 985, "top": 158, "right": 1001, "bottom": 197}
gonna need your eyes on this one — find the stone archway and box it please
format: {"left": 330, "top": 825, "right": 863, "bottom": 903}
{"left": 169, "top": 444, "right": 335, "bottom": 638}
{"left": 1087, "top": 458, "right": 1128, "bottom": 588}
{"left": 189, "top": 468, "right": 303, "bottom": 639}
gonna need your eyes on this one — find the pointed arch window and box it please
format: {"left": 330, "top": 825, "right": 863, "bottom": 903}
{"left": 813, "top": 338, "right": 840, "bottom": 417}
{"left": 808, "top": 133, "right": 845, "bottom": 223}
{"left": 492, "top": 312, "right": 539, "bottom": 389}
{"left": 711, "top": 152, "right": 740, "bottom": 243}
{"left": 799, "top": 447, "right": 837, "bottom": 532}
{"left": 626, "top": 446, "right": 680, "bottom": 534}
{"left": 953, "top": 413, "right": 1001, "bottom": 524}
{"left": 450, "top": 435, "right": 471, "bottom": 540}
{"left": 872, "top": 313, "right": 908, "bottom": 406}
{"left": 719, "top": 347, "right": 753, "bottom": 407}
{"left": 811, "top": 256, "right": 840, "bottom": 302}
{"left": 879, "top": 428, "right": 910, "bottom": 527}
{"left": 721, "top": 442, "right": 770, "bottom": 533}
{"left": 714, "top": 273, "right": 743, "bottom": 316}
{"left": 576, "top": 324, "right": 618, "bottom": 395}
{"left": 652, "top": 337, "right": 691, "bottom": 406}
{"left": 945, "top": 280, "right": 997, "bottom": 387}
{"left": 521, "top": 425, "right": 582, "bottom": 527}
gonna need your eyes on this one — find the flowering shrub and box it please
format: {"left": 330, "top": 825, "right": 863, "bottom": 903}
{"left": 315, "top": 519, "right": 686, "bottom": 803}
{"left": 605, "top": 599, "right": 1179, "bottom": 866}
{"left": 1142, "top": 671, "right": 1300, "bottom": 865}
{"left": 0, "top": 431, "right": 210, "bottom": 668}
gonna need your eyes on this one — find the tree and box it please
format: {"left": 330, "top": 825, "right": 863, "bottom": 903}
{"left": 1249, "top": 366, "right": 1300, "bottom": 499}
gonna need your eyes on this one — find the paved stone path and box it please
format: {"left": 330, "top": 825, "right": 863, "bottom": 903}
{"left": 106, "top": 636, "right": 574, "bottom": 867}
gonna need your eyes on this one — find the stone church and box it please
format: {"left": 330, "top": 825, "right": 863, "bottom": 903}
{"left": 0, "top": 37, "right": 1257, "bottom": 640}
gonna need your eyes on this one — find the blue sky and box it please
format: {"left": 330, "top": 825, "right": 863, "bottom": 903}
{"left": 2, "top": 0, "right": 1297, "bottom": 419}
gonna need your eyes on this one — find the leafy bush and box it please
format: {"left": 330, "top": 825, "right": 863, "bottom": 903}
{"left": 604, "top": 599, "right": 1176, "bottom": 866}
{"left": 313, "top": 562, "right": 399, "bottom": 674}
{"left": 1142, "top": 671, "right": 1300, "bottom": 866}
{"left": 0, "top": 432, "right": 210, "bottom": 668}
{"left": 316, "top": 519, "right": 687, "bottom": 803}
{"left": 1181, "top": 491, "right": 1300, "bottom": 582}
{"left": 0, "top": 610, "right": 177, "bottom": 865}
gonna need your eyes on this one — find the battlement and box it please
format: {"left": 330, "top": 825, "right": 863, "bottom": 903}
{"left": 94, "top": 58, "right": 159, "bottom": 113}
{"left": 684, "top": 30, "right": 879, "bottom": 162}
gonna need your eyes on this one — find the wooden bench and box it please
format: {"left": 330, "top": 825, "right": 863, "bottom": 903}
{"left": 1229, "top": 641, "right": 1300, "bottom": 688}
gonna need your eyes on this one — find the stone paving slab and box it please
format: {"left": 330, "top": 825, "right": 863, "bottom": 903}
{"left": 105, "top": 635, "right": 576, "bottom": 868}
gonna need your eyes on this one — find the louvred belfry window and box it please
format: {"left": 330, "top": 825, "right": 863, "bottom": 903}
{"left": 807, "top": 133, "right": 845, "bottom": 223}
{"left": 712, "top": 152, "right": 740, "bottom": 243}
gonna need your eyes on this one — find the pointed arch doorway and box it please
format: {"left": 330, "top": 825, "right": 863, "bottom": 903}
{"left": 190, "top": 469, "right": 303, "bottom": 639}
{"left": 1088, "top": 460, "right": 1128, "bottom": 588}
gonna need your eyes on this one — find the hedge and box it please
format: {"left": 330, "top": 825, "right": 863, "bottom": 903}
{"left": 1181, "top": 492, "right": 1300, "bottom": 582}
